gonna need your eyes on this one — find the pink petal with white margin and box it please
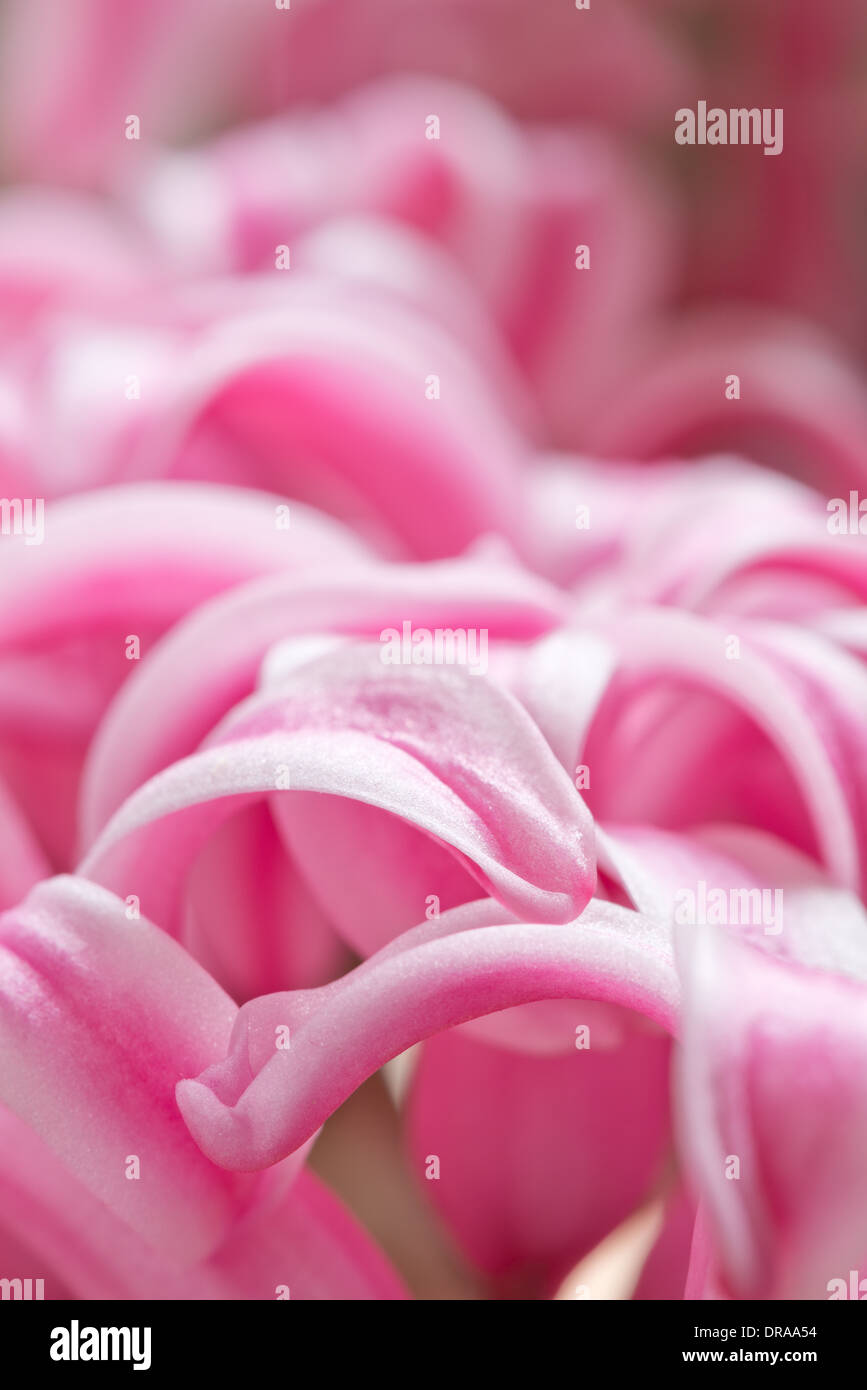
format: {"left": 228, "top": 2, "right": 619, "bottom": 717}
{"left": 0, "top": 481, "right": 366, "bottom": 740}
{"left": 0, "top": 482, "right": 363, "bottom": 864}
{"left": 0, "top": 0, "right": 274, "bottom": 186}
{"left": 613, "top": 460, "right": 867, "bottom": 621}
{"left": 0, "top": 1076, "right": 403, "bottom": 1300}
{"left": 598, "top": 822, "right": 867, "bottom": 979}
{"left": 80, "top": 558, "right": 566, "bottom": 844}
{"left": 0, "top": 188, "right": 156, "bottom": 331}
{"left": 518, "top": 453, "right": 688, "bottom": 591}
{"left": 736, "top": 621, "right": 867, "bottom": 898}
{"left": 292, "top": 217, "right": 533, "bottom": 440}
{"left": 0, "top": 875, "right": 281, "bottom": 1262}
{"left": 80, "top": 562, "right": 566, "bottom": 991}
{"left": 586, "top": 311, "right": 867, "bottom": 493}
{"left": 675, "top": 922, "right": 867, "bottom": 1300}
{"left": 177, "top": 897, "right": 677, "bottom": 1172}
{"left": 44, "top": 283, "right": 525, "bottom": 559}
{"left": 80, "top": 646, "right": 594, "bottom": 939}
{"left": 0, "top": 874, "right": 404, "bottom": 1298}
{"left": 604, "top": 457, "right": 826, "bottom": 610}
{"left": 584, "top": 608, "right": 860, "bottom": 892}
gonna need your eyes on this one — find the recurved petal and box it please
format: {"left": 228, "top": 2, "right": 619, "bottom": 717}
{"left": 177, "top": 897, "right": 677, "bottom": 1171}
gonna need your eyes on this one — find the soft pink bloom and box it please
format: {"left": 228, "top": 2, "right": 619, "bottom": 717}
{"left": 0, "top": 875, "right": 404, "bottom": 1299}
{"left": 1, "top": 458, "right": 866, "bottom": 1298}
{"left": 0, "top": 2, "right": 866, "bottom": 1305}
{"left": 0, "top": 0, "right": 692, "bottom": 186}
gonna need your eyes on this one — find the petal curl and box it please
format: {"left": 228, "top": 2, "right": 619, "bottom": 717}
{"left": 177, "top": 897, "right": 676, "bottom": 1171}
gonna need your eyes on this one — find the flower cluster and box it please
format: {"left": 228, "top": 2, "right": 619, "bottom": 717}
{"left": 0, "top": 0, "right": 866, "bottom": 1302}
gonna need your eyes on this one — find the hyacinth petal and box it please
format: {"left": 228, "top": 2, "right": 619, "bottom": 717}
{"left": 676, "top": 923, "right": 867, "bottom": 1299}
{"left": 587, "top": 313, "right": 867, "bottom": 493}
{"left": 0, "top": 482, "right": 364, "bottom": 865}
{"left": 182, "top": 801, "right": 346, "bottom": 1001}
{"left": 272, "top": 795, "right": 481, "bottom": 959}
{"left": 0, "top": 481, "right": 365, "bottom": 647}
{"left": 604, "top": 458, "right": 867, "bottom": 620}
{"left": 598, "top": 822, "right": 867, "bottom": 980}
{"left": 0, "top": 875, "right": 284, "bottom": 1262}
{"left": 0, "top": 481, "right": 365, "bottom": 748}
{"left": 585, "top": 607, "right": 861, "bottom": 892}
{"left": 737, "top": 621, "right": 867, "bottom": 898}
{"left": 200, "top": 1167, "right": 407, "bottom": 1301}
{"left": 406, "top": 1025, "right": 671, "bottom": 1296}
{"left": 35, "top": 283, "right": 526, "bottom": 558}
{"left": 80, "top": 558, "right": 566, "bottom": 844}
{"left": 510, "top": 627, "right": 616, "bottom": 773}
{"left": 0, "top": 187, "right": 156, "bottom": 336}
{"left": 0, "top": 1100, "right": 405, "bottom": 1300}
{"left": 177, "top": 897, "right": 677, "bottom": 1172}
{"left": 0, "top": 0, "right": 272, "bottom": 185}
{"left": 81, "top": 646, "right": 595, "bottom": 936}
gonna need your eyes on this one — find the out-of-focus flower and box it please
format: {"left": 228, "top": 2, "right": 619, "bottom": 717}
{"left": 2, "top": 73, "right": 866, "bottom": 515}
{"left": 0, "top": 0, "right": 693, "bottom": 186}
